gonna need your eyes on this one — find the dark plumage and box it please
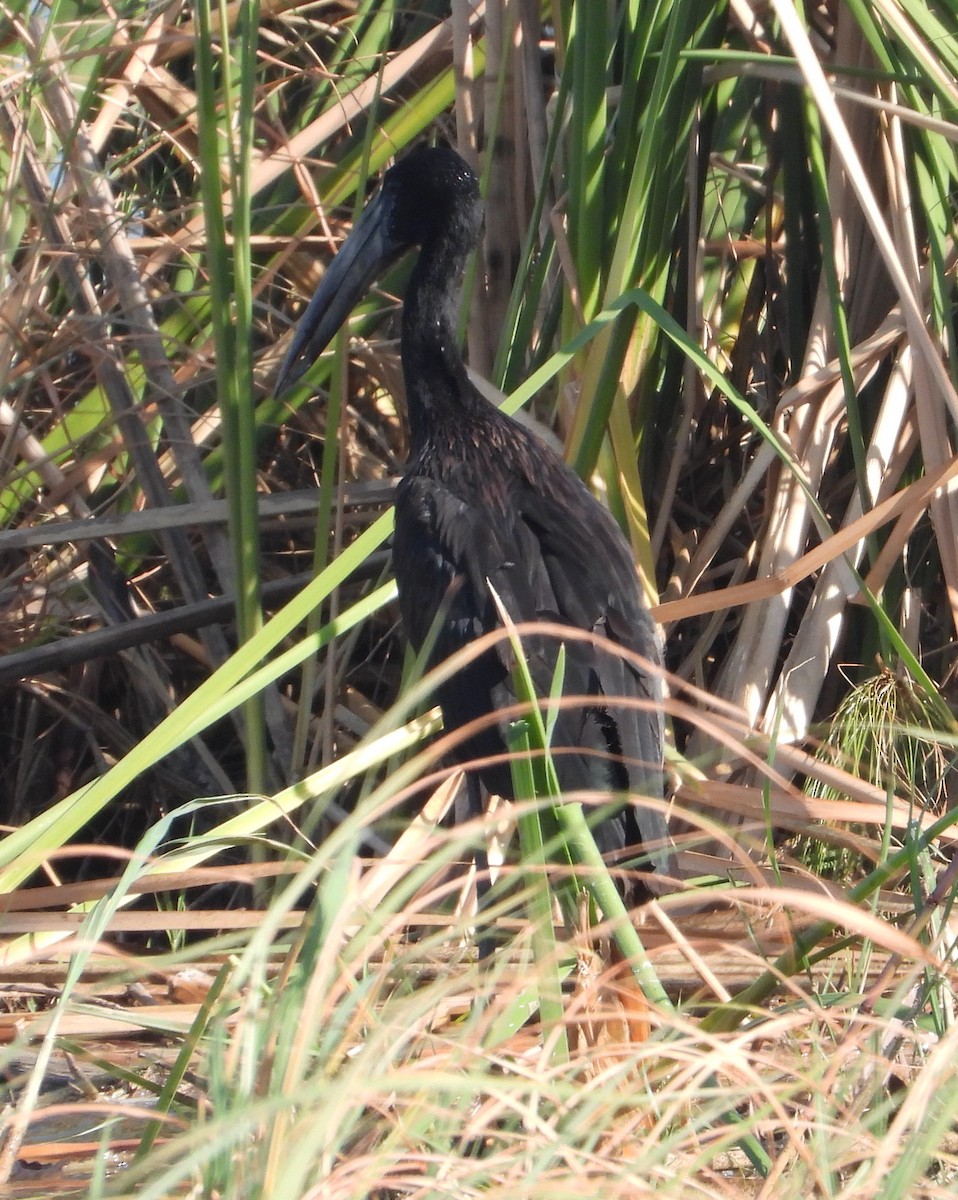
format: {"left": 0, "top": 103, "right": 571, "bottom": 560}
{"left": 277, "top": 144, "right": 671, "bottom": 885}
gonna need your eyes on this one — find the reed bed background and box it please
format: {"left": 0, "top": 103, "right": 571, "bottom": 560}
{"left": 1, "top": 1, "right": 957, "bottom": 1196}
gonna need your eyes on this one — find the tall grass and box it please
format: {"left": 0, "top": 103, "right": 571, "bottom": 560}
{"left": 1, "top": 1, "right": 957, "bottom": 1195}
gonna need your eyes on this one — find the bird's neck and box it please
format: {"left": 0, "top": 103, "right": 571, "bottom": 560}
{"left": 401, "top": 241, "right": 481, "bottom": 448}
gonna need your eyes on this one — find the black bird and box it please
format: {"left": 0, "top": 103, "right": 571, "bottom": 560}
{"left": 276, "top": 144, "right": 671, "bottom": 890}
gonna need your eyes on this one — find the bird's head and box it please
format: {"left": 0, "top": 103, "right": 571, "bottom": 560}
{"left": 275, "top": 145, "right": 482, "bottom": 395}
{"left": 378, "top": 144, "right": 483, "bottom": 252}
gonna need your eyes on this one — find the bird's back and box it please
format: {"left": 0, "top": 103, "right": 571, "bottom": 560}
{"left": 393, "top": 397, "right": 668, "bottom": 870}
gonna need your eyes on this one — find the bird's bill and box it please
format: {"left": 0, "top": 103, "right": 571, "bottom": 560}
{"left": 275, "top": 189, "right": 405, "bottom": 395}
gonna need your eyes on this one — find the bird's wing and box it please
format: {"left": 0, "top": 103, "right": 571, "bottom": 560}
{"left": 394, "top": 468, "right": 670, "bottom": 871}
{"left": 506, "top": 470, "right": 670, "bottom": 867}
{"left": 497, "top": 468, "right": 664, "bottom": 710}
{"left": 393, "top": 474, "right": 511, "bottom": 653}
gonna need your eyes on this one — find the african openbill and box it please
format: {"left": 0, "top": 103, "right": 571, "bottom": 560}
{"left": 276, "top": 144, "right": 672, "bottom": 893}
